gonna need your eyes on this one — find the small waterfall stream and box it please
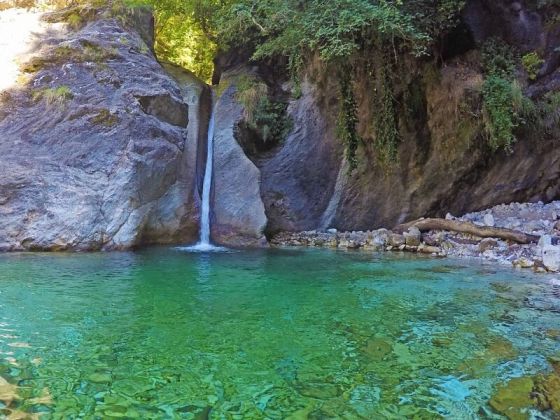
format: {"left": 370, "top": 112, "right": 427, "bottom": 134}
{"left": 199, "top": 94, "right": 215, "bottom": 247}
{"left": 182, "top": 91, "right": 223, "bottom": 252}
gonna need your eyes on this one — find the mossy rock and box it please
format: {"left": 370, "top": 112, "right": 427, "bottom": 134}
{"left": 486, "top": 337, "right": 518, "bottom": 362}
{"left": 20, "top": 43, "right": 118, "bottom": 74}
{"left": 90, "top": 109, "right": 119, "bottom": 127}
{"left": 489, "top": 377, "right": 535, "bottom": 420}
{"left": 534, "top": 371, "right": 560, "bottom": 413}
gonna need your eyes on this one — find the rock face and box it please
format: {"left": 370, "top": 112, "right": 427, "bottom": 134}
{"left": 0, "top": 7, "right": 204, "bottom": 250}
{"left": 243, "top": 0, "right": 560, "bottom": 234}
{"left": 258, "top": 80, "right": 342, "bottom": 235}
{"left": 2, "top": 1, "right": 560, "bottom": 251}
{"left": 210, "top": 72, "right": 267, "bottom": 246}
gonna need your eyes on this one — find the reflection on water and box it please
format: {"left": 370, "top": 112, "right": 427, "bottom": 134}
{"left": 0, "top": 248, "right": 558, "bottom": 418}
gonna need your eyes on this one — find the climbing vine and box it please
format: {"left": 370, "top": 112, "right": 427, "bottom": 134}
{"left": 235, "top": 75, "right": 292, "bottom": 146}
{"left": 480, "top": 40, "right": 520, "bottom": 152}
{"left": 372, "top": 54, "right": 400, "bottom": 165}
{"left": 336, "top": 68, "right": 360, "bottom": 171}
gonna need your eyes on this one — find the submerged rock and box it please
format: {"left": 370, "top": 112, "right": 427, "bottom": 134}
{"left": 489, "top": 377, "right": 535, "bottom": 419}
{"left": 534, "top": 371, "right": 560, "bottom": 413}
{"left": 295, "top": 381, "right": 341, "bottom": 400}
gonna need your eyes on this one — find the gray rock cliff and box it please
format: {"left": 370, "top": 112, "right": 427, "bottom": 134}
{"left": 0, "top": 7, "right": 204, "bottom": 250}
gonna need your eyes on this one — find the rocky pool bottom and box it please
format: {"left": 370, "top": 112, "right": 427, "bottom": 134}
{"left": 0, "top": 248, "right": 559, "bottom": 419}
{"left": 273, "top": 201, "right": 560, "bottom": 274}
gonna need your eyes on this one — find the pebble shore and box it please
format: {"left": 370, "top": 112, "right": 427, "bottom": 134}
{"left": 271, "top": 201, "right": 560, "bottom": 273}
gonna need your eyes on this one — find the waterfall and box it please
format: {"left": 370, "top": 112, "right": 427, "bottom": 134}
{"left": 199, "top": 95, "right": 215, "bottom": 246}
{"left": 179, "top": 92, "right": 224, "bottom": 252}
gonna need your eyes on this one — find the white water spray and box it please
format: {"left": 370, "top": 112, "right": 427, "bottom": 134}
{"left": 179, "top": 93, "right": 225, "bottom": 252}
{"left": 199, "top": 95, "right": 215, "bottom": 247}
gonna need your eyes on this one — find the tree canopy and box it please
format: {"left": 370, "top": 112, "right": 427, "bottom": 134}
{"left": 128, "top": 0, "right": 466, "bottom": 81}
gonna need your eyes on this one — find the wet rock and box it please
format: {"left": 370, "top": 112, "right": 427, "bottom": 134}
{"left": 0, "top": 376, "right": 18, "bottom": 406}
{"left": 418, "top": 244, "right": 442, "bottom": 254}
{"left": 362, "top": 337, "right": 393, "bottom": 361}
{"left": 534, "top": 371, "right": 560, "bottom": 413}
{"left": 0, "top": 10, "right": 202, "bottom": 250}
{"left": 388, "top": 233, "right": 406, "bottom": 247}
{"left": 513, "top": 257, "right": 535, "bottom": 269}
{"left": 259, "top": 80, "right": 341, "bottom": 233}
{"left": 88, "top": 373, "right": 112, "bottom": 384}
{"left": 136, "top": 93, "right": 188, "bottom": 127}
{"left": 539, "top": 234, "right": 553, "bottom": 248}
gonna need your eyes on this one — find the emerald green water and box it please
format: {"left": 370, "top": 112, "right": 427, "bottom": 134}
{"left": 0, "top": 248, "right": 559, "bottom": 419}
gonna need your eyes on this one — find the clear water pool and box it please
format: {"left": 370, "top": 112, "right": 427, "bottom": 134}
{"left": 0, "top": 248, "right": 558, "bottom": 418}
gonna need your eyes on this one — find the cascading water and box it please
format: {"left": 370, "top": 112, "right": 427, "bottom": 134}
{"left": 199, "top": 95, "right": 215, "bottom": 247}
{"left": 181, "top": 92, "right": 224, "bottom": 252}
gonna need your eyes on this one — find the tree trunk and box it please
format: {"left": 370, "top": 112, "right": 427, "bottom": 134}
{"left": 394, "top": 218, "right": 540, "bottom": 244}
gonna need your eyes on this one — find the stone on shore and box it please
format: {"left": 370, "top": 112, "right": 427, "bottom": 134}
{"left": 404, "top": 227, "right": 421, "bottom": 247}
{"left": 483, "top": 213, "right": 495, "bottom": 227}
{"left": 542, "top": 245, "right": 560, "bottom": 272}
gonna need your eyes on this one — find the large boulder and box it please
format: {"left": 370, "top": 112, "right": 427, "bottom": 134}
{"left": 259, "top": 80, "right": 343, "bottom": 234}
{"left": 0, "top": 7, "right": 203, "bottom": 250}
{"left": 210, "top": 72, "right": 267, "bottom": 246}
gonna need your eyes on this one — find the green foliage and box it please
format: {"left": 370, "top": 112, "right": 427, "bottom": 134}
{"left": 521, "top": 90, "right": 560, "bottom": 135}
{"left": 373, "top": 60, "right": 400, "bottom": 164}
{"left": 235, "top": 76, "right": 292, "bottom": 145}
{"left": 481, "top": 76, "right": 518, "bottom": 151}
{"left": 131, "top": 0, "right": 466, "bottom": 80}
{"left": 20, "top": 42, "right": 118, "bottom": 74}
{"left": 66, "top": 12, "right": 82, "bottom": 29}
{"left": 236, "top": 75, "right": 269, "bottom": 122}
{"left": 481, "top": 40, "right": 516, "bottom": 79}
{"left": 336, "top": 69, "right": 360, "bottom": 171}
{"left": 539, "top": 91, "right": 560, "bottom": 132}
{"left": 152, "top": 14, "right": 217, "bottom": 82}
{"left": 32, "top": 86, "right": 73, "bottom": 108}
{"left": 522, "top": 52, "right": 544, "bottom": 81}
{"left": 480, "top": 40, "right": 519, "bottom": 152}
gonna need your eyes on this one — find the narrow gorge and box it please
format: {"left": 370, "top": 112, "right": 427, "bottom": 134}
{"left": 2, "top": 0, "right": 559, "bottom": 254}
{"left": 1, "top": 1, "right": 560, "bottom": 418}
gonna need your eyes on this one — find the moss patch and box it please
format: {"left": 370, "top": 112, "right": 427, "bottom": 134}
{"left": 19, "top": 41, "right": 119, "bottom": 73}
{"left": 89, "top": 109, "right": 119, "bottom": 127}
{"left": 32, "top": 85, "right": 73, "bottom": 108}
{"left": 489, "top": 377, "right": 535, "bottom": 420}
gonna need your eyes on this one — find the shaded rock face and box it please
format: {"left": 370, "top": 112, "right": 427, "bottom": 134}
{"left": 463, "top": 0, "right": 544, "bottom": 52}
{"left": 211, "top": 72, "right": 267, "bottom": 246}
{"left": 258, "top": 80, "right": 342, "bottom": 235}
{"left": 0, "top": 10, "right": 204, "bottom": 250}
{"left": 240, "top": 1, "right": 560, "bottom": 234}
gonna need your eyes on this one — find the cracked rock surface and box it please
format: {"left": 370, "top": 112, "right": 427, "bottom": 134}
{"left": 0, "top": 8, "right": 202, "bottom": 250}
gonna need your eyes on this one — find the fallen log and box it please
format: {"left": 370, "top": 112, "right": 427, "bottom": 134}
{"left": 394, "top": 218, "right": 540, "bottom": 244}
